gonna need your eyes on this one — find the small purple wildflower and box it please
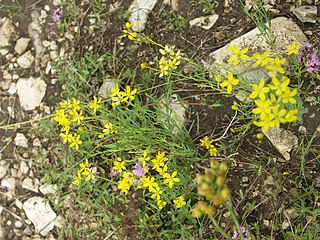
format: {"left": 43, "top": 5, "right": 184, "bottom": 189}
{"left": 201, "top": 59, "right": 214, "bottom": 70}
{"left": 89, "top": 166, "right": 98, "bottom": 184}
{"left": 110, "top": 168, "right": 118, "bottom": 177}
{"left": 132, "top": 163, "right": 148, "bottom": 177}
{"left": 53, "top": 8, "right": 62, "bottom": 22}
{"left": 297, "top": 42, "right": 320, "bottom": 74}
{"left": 232, "top": 226, "right": 250, "bottom": 240}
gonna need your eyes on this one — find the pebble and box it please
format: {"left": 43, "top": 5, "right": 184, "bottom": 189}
{"left": 14, "top": 221, "right": 23, "bottom": 228}
{"left": 1, "top": 177, "right": 16, "bottom": 191}
{"left": 20, "top": 161, "right": 29, "bottom": 174}
{"left": 7, "top": 220, "right": 12, "bottom": 226}
{"left": 22, "top": 178, "right": 39, "bottom": 193}
{"left": 14, "top": 38, "right": 30, "bottom": 55}
{"left": 0, "top": 164, "right": 9, "bottom": 179}
{"left": 17, "top": 51, "right": 34, "bottom": 69}
{"left": 32, "top": 138, "right": 41, "bottom": 147}
{"left": 242, "top": 176, "right": 249, "bottom": 183}
{"left": 39, "top": 184, "right": 57, "bottom": 195}
{"left": 14, "top": 133, "right": 28, "bottom": 148}
{"left": 44, "top": 5, "right": 50, "bottom": 11}
{"left": 8, "top": 82, "right": 17, "bottom": 95}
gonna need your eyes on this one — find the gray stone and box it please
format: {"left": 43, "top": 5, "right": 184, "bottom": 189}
{"left": 293, "top": 5, "right": 317, "bottom": 23}
{"left": 14, "top": 38, "right": 30, "bottom": 55}
{"left": 189, "top": 15, "right": 219, "bottom": 30}
{"left": 0, "top": 18, "right": 16, "bottom": 48}
{"left": 14, "top": 133, "right": 28, "bottom": 148}
{"left": 17, "top": 51, "right": 34, "bottom": 68}
{"left": 0, "top": 164, "right": 9, "bottom": 179}
{"left": 264, "top": 127, "right": 298, "bottom": 160}
{"left": 22, "top": 178, "right": 39, "bottom": 193}
{"left": 98, "top": 79, "right": 116, "bottom": 99}
{"left": 20, "top": 161, "right": 29, "bottom": 174}
{"left": 16, "top": 77, "right": 47, "bottom": 111}
{"left": 39, "top": 184, "right": 58, "bottom": 195}
{"left": 23, "top": 197, "right": 57, "bottom": 236}
{"left": 128, "top": 0, "right": 157, "bottom": 32}
{"left": 8, "top": 82, "right": 17, "bottom": 95}
{"left": 1, "top": 177, "right": 16, "bottom": 191}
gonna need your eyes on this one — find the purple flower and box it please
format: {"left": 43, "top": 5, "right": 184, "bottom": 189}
{"left": 297, "top": 42, "right": 320, "bottom": 74}
{"left": 201, "top": 59, "right": 213, "bottom": 70}
{"left": 232, "top": 226, "right": 250, "bottom": 239}
{"left": 110, "top": 168, "right": 118, "bottom": 177}
{"left": 53, "top": 8, "right": 62, "bottom": 22}
{"left": 132, "top": 163, "right": 148, "bottom": 177}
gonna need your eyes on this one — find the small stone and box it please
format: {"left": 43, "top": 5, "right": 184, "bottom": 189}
{"left": 293, "top": 5, "right": 317, "bottom": 23}
{"left": 304, "top": 30, "right": 313, "bottom": 35}
{"left": 0, "top": 18, "right": 16, "bottom": 48}
{"left": 39, "top": 184, "right": 57, "bottom": 195}
{"left": 23, "top": 197, "right": 57, "bottom": 236}
{"left": 44, "top": 5, "right": 50, "bottom": 11}
{"left": 242, "top": 176, "right": 249, "bottom": 183}
{"left": 298, "top": 126, "right": 307, "bottom": 134}
{"left": 14, "top": 38, "right": 30, "bottom": 55}
{"left": 15, "top": 221, "right": 23, "bottom": 228}
{"left": 33, "top": 138, "right": 41, "bottom": 147}
{"left": 20, "top": 161, "right": 29, "bottom": 174}
{"left": 22, "top": 178, "right": 39, "bottom": 193}
{"left": 14, "top": 133, "right": 28, "bottom": 147}
{"left": 1, "top": 177, "right": 16, "bottom": 191}
{"left": 0, "top": 164, "right": 9, "bottom": 179}
{"left": 283, "top": 208, "right": 299, "bottom": 220}
{"left": 7, "top": 220, "right": 12, "bottom": 226}
{"left": 264, "top": 175, "right": 275, "bottom": 185}
{"left": 15, "top": 199, "right": 23, "bottom": 209}
{"left": 17, "top": 51, "right": 34, "bottom": 69}
{"left": 263, "top": 219, "right": 270, "bottom": 226}
{"left": 11, "top": 168, "right": 19, "bottom": 178}
{"left": 17, "top": 77, "right": 47, "bottom": 111}
{"left": 8, "top": 82, "right": 17, "bottom": 95}
{"left": 98, "top": 79, "right": 116, "bottom": 99}
{"left": 0, "top": 48, "right": 9, "bottom": 55}
{"left": 53, "top": 0, "right": 62, "bottom": 6}
{"left": 282, "top": 220, "right": 290, "bottom": 229}
{"left": 40, "top": 10, "right": 48, "bottom": 19}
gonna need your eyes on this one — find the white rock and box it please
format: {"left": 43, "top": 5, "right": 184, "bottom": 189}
{"left": 98, "top": 79, "right": 117, "bottom": 99}
{"left": 293, "top": 5, "right": 317, "bottom": 23}
{"left": 16, "top": 77, "right": 47, "bottom": 111}
{"left": 39, "top": 184, "right": 57, "bottom": 195}
{"left": 32, "top": 138, "right": 41, "bottom": 147}
{"left": 263, "top": 127, "right": 298, "bottom": 160}
{"left": 1, "top": 177, "right": 16, "bottom": 191}
{"left": 14, "top": 38, "right": 30, "bottom": 55}
{"left": 53, "top": 0, "right": 62, "bottom": 6}
{"left": 159, "top": 94, "right": 187, "bottom": 134}
{"left": 189, "top": 14, "right": 219, "bottom": 30}
{"left": 44, "top": 5, "right": 50, "bottom": 11}
{"left": 15, "top": 221, "right": 23, "bottom": 228}
{"left": 128, "top": 0, "right": 158, "bottom": 32}
{"left": 0, "top": 48, "right": 9, "bottom": 55}
{"left": 20, "top": 161, "right": 29, "bottom": 174}
{"left": 23, "top": 197, "right": 57, "bottom": 236}
{"left": 17, "top": 51, "right": 34, "bottom": 69}
{"left": 0, "top": 18, "right": 16, "bottom": 48}
{"left": 14, "top": 133, "right": 28, "bottom": 147}
{"left": 22, "top": 178, "right": 39, "bottom": 192}
{"left": 0, "top": 164, "right": 9, "bottom": 179}
{"left": 15, "top": 199, "right": 23, "bottom": 209}
{"left": 8, "top": 82, "right": 17, "bottom": 95}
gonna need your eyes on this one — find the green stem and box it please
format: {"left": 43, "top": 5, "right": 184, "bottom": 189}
{"left": 225, "top": 201, "right": 244, "bottom": 240}
{"left": 208, "top": 215, "right": 231, "bottom": 239}
{"left": 0, "top": 114, "right": 54, "bottom": 129}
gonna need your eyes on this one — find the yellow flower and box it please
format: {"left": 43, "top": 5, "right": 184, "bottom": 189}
{"left": 254, "top": 113, "right": 275, "bottom": 132}
{"left": 72, "top": 171, "right": 82, "bottom": 186}
{"left": 83, "top": 167, "right": 97, "bottom": 182}
{"left": 71, "top": 110, "right": 84, "bottom": 125}
{"left": 270, "top": 106, "right": 287, "bottom": 127}
{"left": 156, "top": 164, "right": 168, "bottom": 175}
{"left": 120, "top": 85, "right": 137, "bottom": 102}
{"left": 59, "top": 132, "right": 73, "bottom": 144}
{"left": 249, "top": 79, "right": 270, "bottom": 100}
{"left": 88, "top": 96, "right": 102, "bottom": 114}
{"left": 220, "top": 72, "right": 239, "bottom": 94}
{"left": 142, "top": 176, "right": 158, "bottom": 192}
{"left": 285, "top": 109, "right": 298, "bottom": 122}
{"left": 268, "top": 76, "right": 290, "bottom": 96}
{"left": 140, "top": 63, "right": 148, "bottom": 69}
{"left": 286, "top": 41, "right": 300, "bottom": 55}
{"left": 280, "top": 88, "right": 297, "bottom": 104}
{"left": 69, "top": 133, "right": 82, "bottom": 151}
{"left": 173, "top": 196, "right": 186, "bottom": 208}
{"left": 157, "top": 198, "right": 167, "bottom": 209}
{"left": 253, "top": 51, "right": 273, "bottom": 67}
{"left": 125, "top": 22, "right": 132, "bottom": 29}
{"left": 266, "top": 56, "right": 286, "bottom": 77}
{"left": 117, "top": 178, "right": 131, "bottom": 195}
{"left": 209, "top": 144, "right": 218, "bottom": 157}
{"left": 227, "top": 44, "right": 250, "bottom": 66}
{"left": 111, "top": 84, "right": 123, "bottom": 107}
{"left": 150, "top": 185, "right": 162, "bottom": 199}
{"left": 59, "top": 99, "right": 71, "bottom": 109}
{"left": 113, "top": 158, "right": 126, "bottom": 173}
{"left": 252, "top": 99, "right": 272, "bottom": 120}
{"left": 200, "top": 136, "right": 213, "bottom": 149}
{"left": 70, "top": 98, "right": 81, "bottom": 111}
{"left": 138, "top": 151, "right": 150, "bottom": 167}
{"left": 163, "top": 171, "right": 180, "bottom": 188}
{"left": 79, "top": 159, "right": 89, "bottom": 173}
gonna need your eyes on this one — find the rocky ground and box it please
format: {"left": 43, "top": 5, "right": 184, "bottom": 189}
{"left": 0, "top": 0, "right": 320, "bottom": 239}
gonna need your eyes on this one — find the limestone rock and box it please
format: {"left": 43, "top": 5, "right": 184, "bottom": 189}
{"left": 16, "top": 77, "right": 47, "bottom": 111}
{"left": 293, "top": 5, "right": 317, "bottom": 23}
{"left": 1, "top": 177, "right": 16, "bottom": 191}
{"left": 98, "top": 79, "right": 116, "bottom": 99}
{"left": 0, "top": 163, "right": 9, "bottom": 179}
{"left": 189, "top": 15, "right": 219, "bottom": 30}
{"left": 14, "top": 133, "right": 28, "bottom": 148}
{"left": 0, "top": 18, "right": 16, "bottom": 48}
{"left": 23, "top": 197, "right": 57, "bottom": 236}
{"left": 22, "top": 178, "right": 39, "bottom": 193}
{"left": 128, "top": 0, "right": 157, "bottom": 32}
{"left": 263, "top": 127, "right": 298, "bottom": 160}
{"left": 14, "top": 38, "right": 30, "bottom": 55}
{"left": 17, "top": 51, "right": 34, "bottom": 68}
{"left": 39, "top": 184, "right": 58, "bottom": 195}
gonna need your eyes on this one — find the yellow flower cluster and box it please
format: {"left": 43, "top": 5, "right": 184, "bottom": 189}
{"left": 251, "top": 80, "right": 298, "bottom": 134}
{"left": 54, "top": 96, "right": 103, "bottom": 150}
{"left": 192, "top": 160, "right": 230, "bottom": 218}
{"left": 123, "top": 22, "right": 141, "bottom": 42}
{"left": 112, "top": 151, "right": 185, "bottom": 209}
{"left": 98, "top": 122, "right": 117, "bottom": 138}
{"left": 110, "top": 84, "right": 137, "bottom": 107}
{"left": 200, "top": 136, "right": 218, "bottom": 157}
{"left": 72, "top": 159, "right": 98, "bottom": 186}
{"left": 158, "top": 45, "right": 181, "bottom": 77}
